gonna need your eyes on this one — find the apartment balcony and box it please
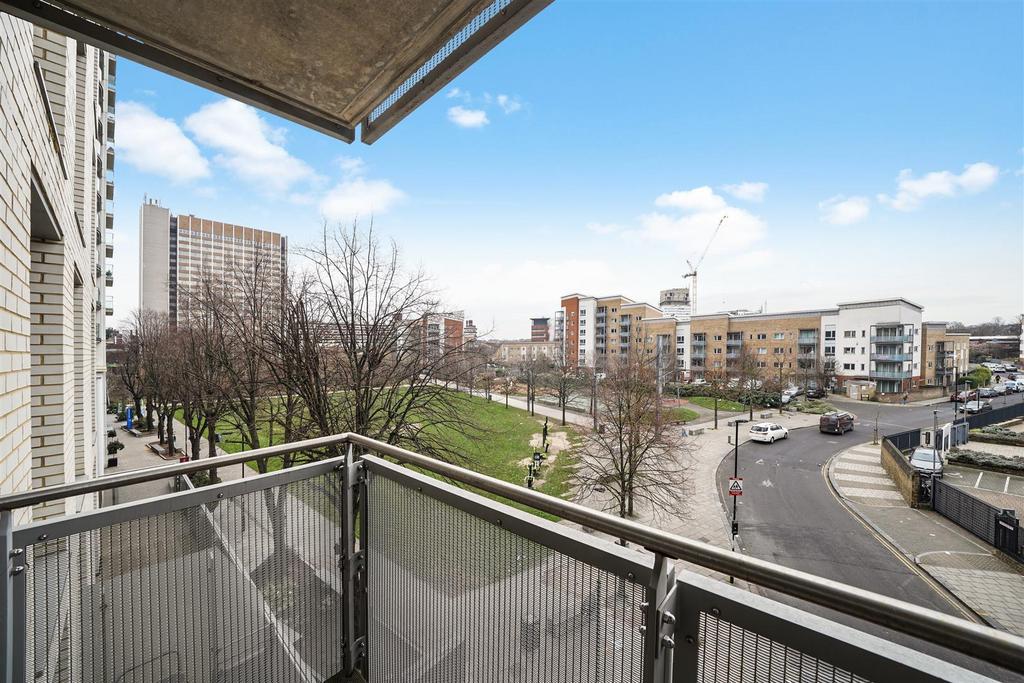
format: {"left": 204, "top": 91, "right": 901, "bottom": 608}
{"left": 691, "top": 350, "right": 706, "bottom": 359}
{"left": 105, "top": 179, "right": 115, "bottom": 201}
{"left": 106, "top": 113, "right": 115, "bottom": 142}
{"left": 797, "top": 332, "right": 819, "bottom": 343}
{"left": 0, "top": 433, "right": 1015, "bottom": 683}
{"left": 105, "top": 269, "right": 113, "bottom": 287}
{"left": 797, "top": 351, "right": 817, "bottom": 360}
{"left": 726, "top": 338, "right": 742, "bottom": 347}
{"left": 870, "top": 369, "right": 913, "bottom": 380}
{"left": 106, "top": 143, "right": 115, "bottom": 171}
{"left": 870, "top": 334, "right": 912, "bottom": 344}
{"left": 105, "top": 229, "right": 114, "bottom": 258}
{"left": 105, "top": 212, "right": 114, "bottom": 230}
{"left": 871, "top": 353, "right": 912, "bottom": 362}
{"left": 105, "top": 296, "right": 113, "bottom": 316}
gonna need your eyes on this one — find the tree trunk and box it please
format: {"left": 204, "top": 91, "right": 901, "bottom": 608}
{"left": 166, "top": 416, "right": 176, "bottom": 457}
{"left": 133, "top": 397, "right": 143, "bottom": 427}
{"left": 207, "top": 421, "right": 219, "bottom": 480}
{"left": 146, "top": 403, "right": 155, "bottom": 431}
{"left": 157, "top": 412, "right": 166, "bottom": 444}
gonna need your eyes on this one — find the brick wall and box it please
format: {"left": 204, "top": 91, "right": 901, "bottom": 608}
{"left": 1, "top": 16, "right": 104, "bottom": 523}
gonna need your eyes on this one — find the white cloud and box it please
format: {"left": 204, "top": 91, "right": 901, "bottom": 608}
{"left": 721, "top": 181, "right": 768, "bottom": 202}
{"left": 637, "top": 186, "right": 765, "bottom": 256}
{"left": 445, "top": 87, "right": 470, "bottom": 101}
{"left": 877, "top": 162, "right": 999, "bottom": 211}
{"left": 818, "top": 195, "right": 870, "bottom": 225}
{"left": 117, "top": 102, "right": 209, "bottom": 182}
{"left": 496, "top": 94, "right": 522, "bottom": 114}
{"left": 585, "top": 222, "right": 622, "bottom": 235}
{"left": 184, "top": 99, "right": 315, "bottom": 194}
{"left": 337, "top": 156, "right": 366, "bottom": 177}
{"left": 654, "top": 186, "right": 727, "bottom": 212}
{"left": 447, "top": 106, "right": 489, "bottom": 128}
{"left": 320, "top": 178, "right": 404, "bottom": 223}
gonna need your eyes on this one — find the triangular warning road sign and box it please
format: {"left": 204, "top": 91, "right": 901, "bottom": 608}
{"left": 728, "top": 478, "right": 743, "bottom": 495}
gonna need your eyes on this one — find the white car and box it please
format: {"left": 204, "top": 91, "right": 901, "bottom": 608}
{"left": 992, "top": 383, "right": 1008, "bottom": 395}
{"left": 749, "top": 422, "right": 789, "bottom": 443}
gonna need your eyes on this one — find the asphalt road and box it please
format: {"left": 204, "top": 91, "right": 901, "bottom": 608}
{"left": 715, "top": 391, "right": 1024, "bottom": 681}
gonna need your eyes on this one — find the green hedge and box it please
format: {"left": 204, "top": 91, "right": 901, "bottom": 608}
{"left": 948, "top": 448, "right": 1024, "bottom": 475}
{"left": 969, "top": 426, "right": 1024, "bottom": 446}
{"left": 793, "top": 400, "right": 836, "bottom": 415}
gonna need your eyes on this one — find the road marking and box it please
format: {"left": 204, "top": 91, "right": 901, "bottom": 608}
{"left": 755, "top": 458, "right": 764, "bottom": 464}
{"left": 1005, "top": 476, "right": 1011, "bottom": 494}
{"left": 761, "top": 479, "right": 773, "bottom": 488}
{"left": 844, "top": 452, "right": 880, "bottom": 464}
{"left": 975, "top": 472, "right": 983, "bottom": 488}
{"left": 837, "top": 486, "right": 905, "bottom": 501}
{"left": 834, "top": 473, "right": 897, "bottom": 486}
{"left": 835, "top": 462, "right": 886, "bottom": 475}
{"left": 827, "top": 440, "right": 838, "bottom": 444}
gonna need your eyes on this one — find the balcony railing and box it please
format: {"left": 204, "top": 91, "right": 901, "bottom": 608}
{"left": 871, "top": 369, "right": 912, "bottom": 380}
{"left": 870, "top": 353, "right": 912, "bottom": 362}
{"left": 0, "top": 433, "right": 1021, "bottom": 682}
{"left": 726, "top": 339, "right": 742, "bottom": 347}
{"left": 871, "top": 334, "right": 912, "bottom": 343}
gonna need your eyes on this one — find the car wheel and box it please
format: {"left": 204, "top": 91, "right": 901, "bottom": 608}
{"left": 769, "top": 437, "right": 775, "bottom": 444}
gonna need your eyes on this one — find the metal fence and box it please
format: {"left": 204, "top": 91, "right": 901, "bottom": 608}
{"left": 967, "top": 400, "right": 1024, "bottom": 429}
{"left": 1, "top": 433, "right": 1023, "bottom": 683}
{"left": 886, "top": 428, "right": 921, "bottom": 452}
{"left": 933, "top": 479, "right": 1023, "bottom": 563}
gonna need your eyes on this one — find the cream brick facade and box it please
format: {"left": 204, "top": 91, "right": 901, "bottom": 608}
{"left": 1, "top": 16, "right": 113, "bottom": 524}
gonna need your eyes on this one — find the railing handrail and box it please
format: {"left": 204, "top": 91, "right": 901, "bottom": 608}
{"left": 3, "top": 431, "right": 1024, "bottom": 673}
{"left": 0, "top": 433, "right": 351, "bottom": 511}
{"left": 346, "top": 434, "right": 1024, "bottom": 674}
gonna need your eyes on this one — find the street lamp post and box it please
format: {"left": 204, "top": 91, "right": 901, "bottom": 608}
{"left": 731, "top": 418, "right": 750, "bottom": 539}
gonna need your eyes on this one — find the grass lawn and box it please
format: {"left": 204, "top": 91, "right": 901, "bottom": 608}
{"left": 666, "top": 406, "right": 700, "bottom": 422}
{"left": 686, "top": 396, "right": 748, "bottom": 412}
{"left": 178, "top": 393, "right": 579, "bottom": 519}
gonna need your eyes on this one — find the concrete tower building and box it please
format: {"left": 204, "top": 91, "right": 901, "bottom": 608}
{"left": 139, "top": 200, "right": 288, "bottom": 324}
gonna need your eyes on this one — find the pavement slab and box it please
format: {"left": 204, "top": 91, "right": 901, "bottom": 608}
{"left": 829, "top": 441, "right": 1024, "bottom": 638}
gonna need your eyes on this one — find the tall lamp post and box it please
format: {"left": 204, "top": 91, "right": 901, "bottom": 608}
{"left": 731, "top": 418, "right": 750, "bottom": 539}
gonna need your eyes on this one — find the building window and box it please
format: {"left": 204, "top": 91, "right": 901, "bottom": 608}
{"left": 757, "top": 347, "right": 767, "bottom": 354}
{"left": 757, "top": 333, "right": 767, "bottom": 340}
{"left": 757, "top": 361, "right": 767, "bottom": 368}
{"left": 861, "top": 364, "right": 865, "bottom": 371}
{"left": 843, "top": 347, "right": 855, "bottom": 354}
{"left": 825, "top": 330, "right": 836, "bottom": 340}
{"left": 773, "top": 332, "right": 785, "bottom": 340}
{"left": 714, "top": 347, "right": 722, "bottom": 354}
{"left": 843, "top": 363, "right": 855, "bottom": 370}
{"left": 844, "top": 331, "right": 855, "bottom": 338}
{"left": 713, "top": 335, "right": 722, "bottom": 341}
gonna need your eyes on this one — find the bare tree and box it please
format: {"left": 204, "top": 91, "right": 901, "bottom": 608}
{"left": 546, "top": 350, "right": 586, "bottom": 426}
{"left": 729, "top": 345, "right": 764, "bottom": 420}
{"left": 572, "top": 349, "right": 689, "bottom": 539}
{"left": 273, "top": 225, "right": 484, "bottom": 464}
{"left": 111, "top": 321, "right": 145, "bottom": 426}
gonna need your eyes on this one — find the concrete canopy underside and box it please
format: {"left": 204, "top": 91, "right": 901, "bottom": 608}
{"left": 1, "top": 0, "right": 551, "bottom": 143}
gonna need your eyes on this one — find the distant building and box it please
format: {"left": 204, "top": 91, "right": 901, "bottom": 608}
{"left": 464, "top": 319, "right": 478, "bottom": 343}
{"left": 494, "top": 340, "right": 561, "bottom": 365}
{"left": 659, "top": 287, "right": 691, "bottom": 320}
{"left": 416, "top": 310, "right": 465, "bottom": 358}
{"left": 139, "top": 200, "right": 288, "bottom": 324}
{"left": 920, "top": 323, "right": 970, "bottom": 388}
{"left": 530, "top": 317, "right": 551, "bottom": 342}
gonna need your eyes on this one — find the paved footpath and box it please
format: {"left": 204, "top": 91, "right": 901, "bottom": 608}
{"left": 829, "top": 442, "right": 1024, "bottom": 637}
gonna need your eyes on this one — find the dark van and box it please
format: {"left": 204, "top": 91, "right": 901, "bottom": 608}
{"left": 819, "top": 411, "right": 854, "bottom": 435}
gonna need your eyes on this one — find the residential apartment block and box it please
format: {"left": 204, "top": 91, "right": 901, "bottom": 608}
{"left": 689, "top": 298, "right": 931, "bottom": 394}
{"left": 558, "top": 292, "right": 965, "bottom": 395}
{"left": 493, "top": 339, "right": 562, "bottom": 364}
{"left": 415, "top": 310, "right": 465, "bottom": 358}
{"left": 139, "top": 200, "right": 288, "bottom": 324}
{"left": 0, "top": 16, "right": 115, "bottom": 522}
{"left": 530, "top": 316, "right": 550, "bottom": 342}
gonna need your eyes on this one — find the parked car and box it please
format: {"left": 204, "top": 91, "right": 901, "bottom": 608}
{"left": 805, "top": 386, "right": 826, "bottom": 399}
{"left": 1005, "top": 380, "right": 1020, "bottom": 393}
{"left": 977, "top": 387, "right": 997, "bottom": 399}
{"left": 781, "top": 392, "right": 793, "bottom": 405}
{"left": 950, "top": 390, "right": 977, "bottom": 402}
{"left": 959, "top": 400, "right": 992, "bottom": 414}
{"left": 819, "top": 411, "right": 855, "bottom": 435}
{"left": 749, "top": 422, "right": 789, "bottom": 443}
{"left": 909, "top": 447, "right": 944, "bottom": 478}
{"left": 992, "top": 383, "right": 1008, "bottom": 395}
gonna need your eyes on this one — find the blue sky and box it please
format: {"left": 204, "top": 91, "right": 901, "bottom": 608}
{"left": 111, "top": 0, "right": 1023, "bottom": 337}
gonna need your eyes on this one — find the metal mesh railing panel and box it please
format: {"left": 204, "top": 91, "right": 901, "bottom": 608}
{"left": 366, "top": 473, "right": 647, "bottom": 682}
{"left": 367, "top": 0, "right": 513, "bottom": 123}
{"left": 697, "top": 612, "right": 872, "bottom": 683}
{"left": 23, "top": 473, "right": 345, "bottom": 682}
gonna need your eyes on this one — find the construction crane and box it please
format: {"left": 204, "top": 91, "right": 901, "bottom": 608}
{"left": 683, "top": 214, "right": 727, "bottom": 317}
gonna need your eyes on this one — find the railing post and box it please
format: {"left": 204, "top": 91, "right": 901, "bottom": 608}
{"left": 1, "top": 510, "right": 27, "bottom": 683}
{"left": 644, "top": 553, "right": 679, "bottom": 683}
{"left": 341, "top": 443, "right": 367, "bottom": 677}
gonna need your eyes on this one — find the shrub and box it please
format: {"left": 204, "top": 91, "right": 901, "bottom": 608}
{"left": 965, "top": 367, "right": 992, "bottom": 388}
{"left": 968, "top": 426, "right": 1024, "bottom": 446}
{"left": 106, "top": 440, "right": 124, "bottom": 455}
{"left": 793, "top": 400, "right": 836, "bottom": 414}
{"left": 948, "top": 448, "right": 1024, "bottom": 475}
{"left": 189, "top": 470, "right": 222, "bottom": 488}
{"left": 106, "top": 428, "right": 116, "bottom": 438}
